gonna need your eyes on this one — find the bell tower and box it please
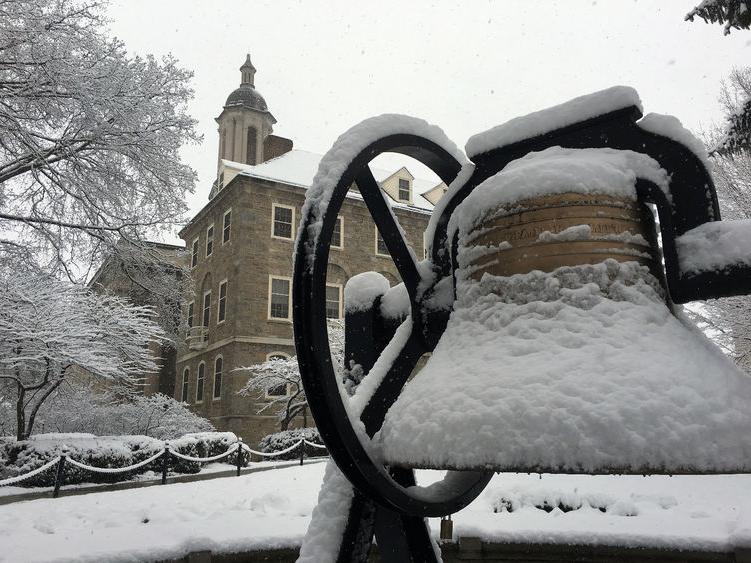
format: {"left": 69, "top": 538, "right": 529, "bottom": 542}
{"left": 215, "top": 54, "right": 277, "bottom": 169}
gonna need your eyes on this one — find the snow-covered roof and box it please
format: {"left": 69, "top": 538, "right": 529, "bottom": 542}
{"left": 220, "top": 149, "right": 441, "bottom": 212}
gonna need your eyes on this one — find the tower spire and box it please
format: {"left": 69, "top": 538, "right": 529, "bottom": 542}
{"left": 240, "top": 54, "right": 256, "bottom": 87}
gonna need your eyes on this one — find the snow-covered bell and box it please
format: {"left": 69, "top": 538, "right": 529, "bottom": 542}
{"left": 376, "top": 147, "right": 751, "bottom": 475}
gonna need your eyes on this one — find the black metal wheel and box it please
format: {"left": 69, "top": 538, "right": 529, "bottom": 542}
{"left": 293, "top": 132, "right": 493, "bottom": 519}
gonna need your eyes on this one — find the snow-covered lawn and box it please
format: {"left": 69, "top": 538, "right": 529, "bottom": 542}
{"left": 3, "top": 461, "right": 751, "bottom": 562}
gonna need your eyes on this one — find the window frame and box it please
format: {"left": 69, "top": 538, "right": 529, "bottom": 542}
{"left": 267, "top": 275, "right": 292, "bottom": 321}
{"left": 202, "top": 290, "right": 212, "bottom": 336}
{"left": 374, "top": 226, "right": 389, "bottom": 257}
{"left": 213, "top": 355, "right": 223, "bottom": 400}
{"left": 397, "top": 177, "right": 411, "bottom": 202}
{"left": 325, "top": 283, "right": 343, "bottom": 320}
{"left": 331, "top": 216, "right": 344, "bottom": 250}
{"left": 191, "top": 238, "right": 199, "bottom": 268}
{"left": 222, "top": 208, "right": 232, "bottom": 245}
{"left": 217, "top": 279, "right": 228, "bottom": 325}
{"left": 196, "top": 361, "right": 205, "bottom": 403}
{"left": 181, "top": 368, "right": 190, "bottom": 403}
{"left": 264, "top": 353, "right": 291, "bottom": 398}
{"left": 205, "top": 223, "right": 214, "bottom": 257}
{"left": 271, "top": 203, "right": 295, "bottom": 241}
{"left": 187, "top": 301, "right": 194, "bottom": 329}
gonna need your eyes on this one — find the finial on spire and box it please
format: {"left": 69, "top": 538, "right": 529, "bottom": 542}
{"left": 240, "top": 54, "right": 256, "bottom": 87}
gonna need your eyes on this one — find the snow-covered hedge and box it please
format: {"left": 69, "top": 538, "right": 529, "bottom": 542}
{"left": 258, "top": 428, "right": 327, "bottom": 460}
{"left": 0, "top": 431, "right": 246, "bottom": 487}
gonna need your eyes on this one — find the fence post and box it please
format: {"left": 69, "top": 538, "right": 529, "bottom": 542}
{"left": 299, "top": 440, "right": 305, "bottom": 466}
{"left": 161, "top": 443, "right": 170, "bottom": 485}
{"left": 53, "top": 449, "right": 67, "bottom": 499}
{"left": 236, "top": 438, "right": 243, "bottom": 477}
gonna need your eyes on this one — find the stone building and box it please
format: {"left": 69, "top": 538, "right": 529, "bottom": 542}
{"left": 88, "top": 239, "right": 187, "bottom": 397}
{"left": 175, "top": 55, "right": 445, "bottom": 445}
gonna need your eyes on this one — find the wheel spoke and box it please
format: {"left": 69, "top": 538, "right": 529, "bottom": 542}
{"left": 355, "top": 167, "right": 421, "bottom": 301}
{"left": 360, "top": 323, "right": 424, "bottom": 436}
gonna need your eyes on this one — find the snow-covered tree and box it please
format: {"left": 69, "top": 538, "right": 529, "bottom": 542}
{"left": 29, "top": 384, "right": 213, "bottom": 439}
{"left": 686, "top": 0, "right": 751, "bottom": 35}
{"left": 713, "top": 67, "right": 751, "bottom": 155}
{"left": 692, "top": 122, "right": 751, "bottom": 375}
{"left": 0, "top": 274, "right": 165, "bottom": 440}
{"left": 90, "top": 240, "right": 191, "bottom": 345}
{"left": 237, "top": 321, "right": 344, "bottom": 431}
{"left": 0, "top": 0, "right": 199, "bottom": 281}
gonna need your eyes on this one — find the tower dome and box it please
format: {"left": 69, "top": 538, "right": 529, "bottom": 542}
{"left": 223, "top": 54, "right": 272, "bottom": 114}
{"left": 225, "top": 86, "right": 269, "bottom": 112}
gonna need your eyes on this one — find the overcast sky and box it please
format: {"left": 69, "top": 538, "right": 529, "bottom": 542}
{"left": 106, "top": 0, "right": 750, "bottom": 222}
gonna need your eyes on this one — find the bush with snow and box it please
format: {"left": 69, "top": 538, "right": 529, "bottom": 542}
{"left": 258, "top": 428, "right": 326, "bottom": 460}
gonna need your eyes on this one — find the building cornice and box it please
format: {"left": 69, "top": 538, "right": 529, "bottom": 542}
{"left": 177, "top": 335, "right": 295, "bottom": 363}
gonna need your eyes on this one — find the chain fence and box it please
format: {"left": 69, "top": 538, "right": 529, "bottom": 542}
{"left": 0, "top": 439, "right": 328, "bottom": 498}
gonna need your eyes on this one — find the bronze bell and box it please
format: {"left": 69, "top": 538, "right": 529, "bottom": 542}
{"left": 376, "top": 147, "right": 751, "bottom": 475}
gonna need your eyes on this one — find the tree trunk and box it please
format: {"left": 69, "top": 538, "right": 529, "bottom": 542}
{"left": 15, "top": 383, "right": 26, "bottom": 441}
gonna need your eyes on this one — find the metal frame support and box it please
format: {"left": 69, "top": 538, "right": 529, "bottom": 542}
{"left": 293, "top": 106, "right": 751, "bottom": 562}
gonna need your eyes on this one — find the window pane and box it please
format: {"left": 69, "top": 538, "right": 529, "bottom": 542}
{"left": 270, "top": 278, "right": 290, "bottom": 318}
{"left": 332, "top": 217, "right": 342, "bottom": 247}
{"left": 203, "top": 293, "right": 211, "bottom": 326}
{"left": 181, "top": 370, "right": 189, "bottom": 402}
{"left": 206, "top": 226, "right": 214, "bottom": 256}
{"left": 326, "top": 285, "right": 341, "bottom": 319}
{"left": 223, "top": 211, "right": 231, "bottom": 243}
{"left": 196, "top": 364, "right": 204, "bottom": 402}
{"left": 273, "top": 206, "right": 293, "bottom": 238}
{"left": 214, "top": 358, "right": 222, "bottom": 399}
{"left": 376, "top": 232, "right": 389, "bottom": 256}
{"left": 218, "top": 282, "right": 227, "bottom": 322}
{"left": 268, "top": 383, "right": 287, "bottom": 396}
{"left": 191, "top": 240, "right": 198, "bottom": 267}
{"left": 187, "top": 303, "right": 194, "bottom": 328}
{"left": 398, "top": 178, "right": 410, "bottom": 201}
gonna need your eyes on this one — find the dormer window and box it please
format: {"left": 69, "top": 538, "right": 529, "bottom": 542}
{"left": 398, "top": 178, "right": 411, "bottom": 202}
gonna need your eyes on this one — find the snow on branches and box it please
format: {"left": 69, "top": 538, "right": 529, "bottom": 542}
{"left": 718, "top": 97, "right": 751, "bottom": 154}
{"left": 29, "top": 387, "right": 214, "bottom": 439}
{"left": 0, "top": 0, "right": 200, "bottom": 279}
{"left": 237, "top": 321, "right": 344, "bottom": 431}
{"left": 713, "top": 67, "right": 751, "bottom": 158}
{"left": 686, "top": 0, "right": 751, "bottom": 35}
{"left": 0, "top": 274, "right": 165, "bottom": 440}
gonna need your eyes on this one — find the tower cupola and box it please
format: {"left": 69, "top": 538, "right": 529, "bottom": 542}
{"left": 211, "top": 54, "right": 293, "bottom": 198}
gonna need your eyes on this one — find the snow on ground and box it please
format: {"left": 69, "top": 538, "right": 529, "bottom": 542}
{"left": 4, "top": 462, "right": 751, "bottom": 562}
{"left": 444, "top": 472, "right": 751, "bottom": 552}
{"left": 0, "top": 461, "right": 327, "bottom": 563}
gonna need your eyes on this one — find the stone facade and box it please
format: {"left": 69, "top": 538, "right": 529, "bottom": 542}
{"left": 88, "top": 240, "right": 186, "bottom": 397}
{"left": 174, "top": 56, "right": 436, "bottom": 446}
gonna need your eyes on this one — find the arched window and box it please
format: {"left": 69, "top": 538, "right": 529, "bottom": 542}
{"left": 181, "top": 368, "right": 190, "bottom": 402}
{"left": 246, "top": 127, "right": 257, "bottom": 165}
{"left": 213, "top": 356, "right": 223, "bottom": 400}
{"left": 265, "top": 352, "right": 290, "bottom": 397}
{"left": 196, "top": 362, "right": 205, "bottom": 403}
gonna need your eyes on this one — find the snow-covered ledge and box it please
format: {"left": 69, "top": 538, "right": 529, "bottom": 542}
{"left": 676, "top": 219, "right": 751, "bottom": 276}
